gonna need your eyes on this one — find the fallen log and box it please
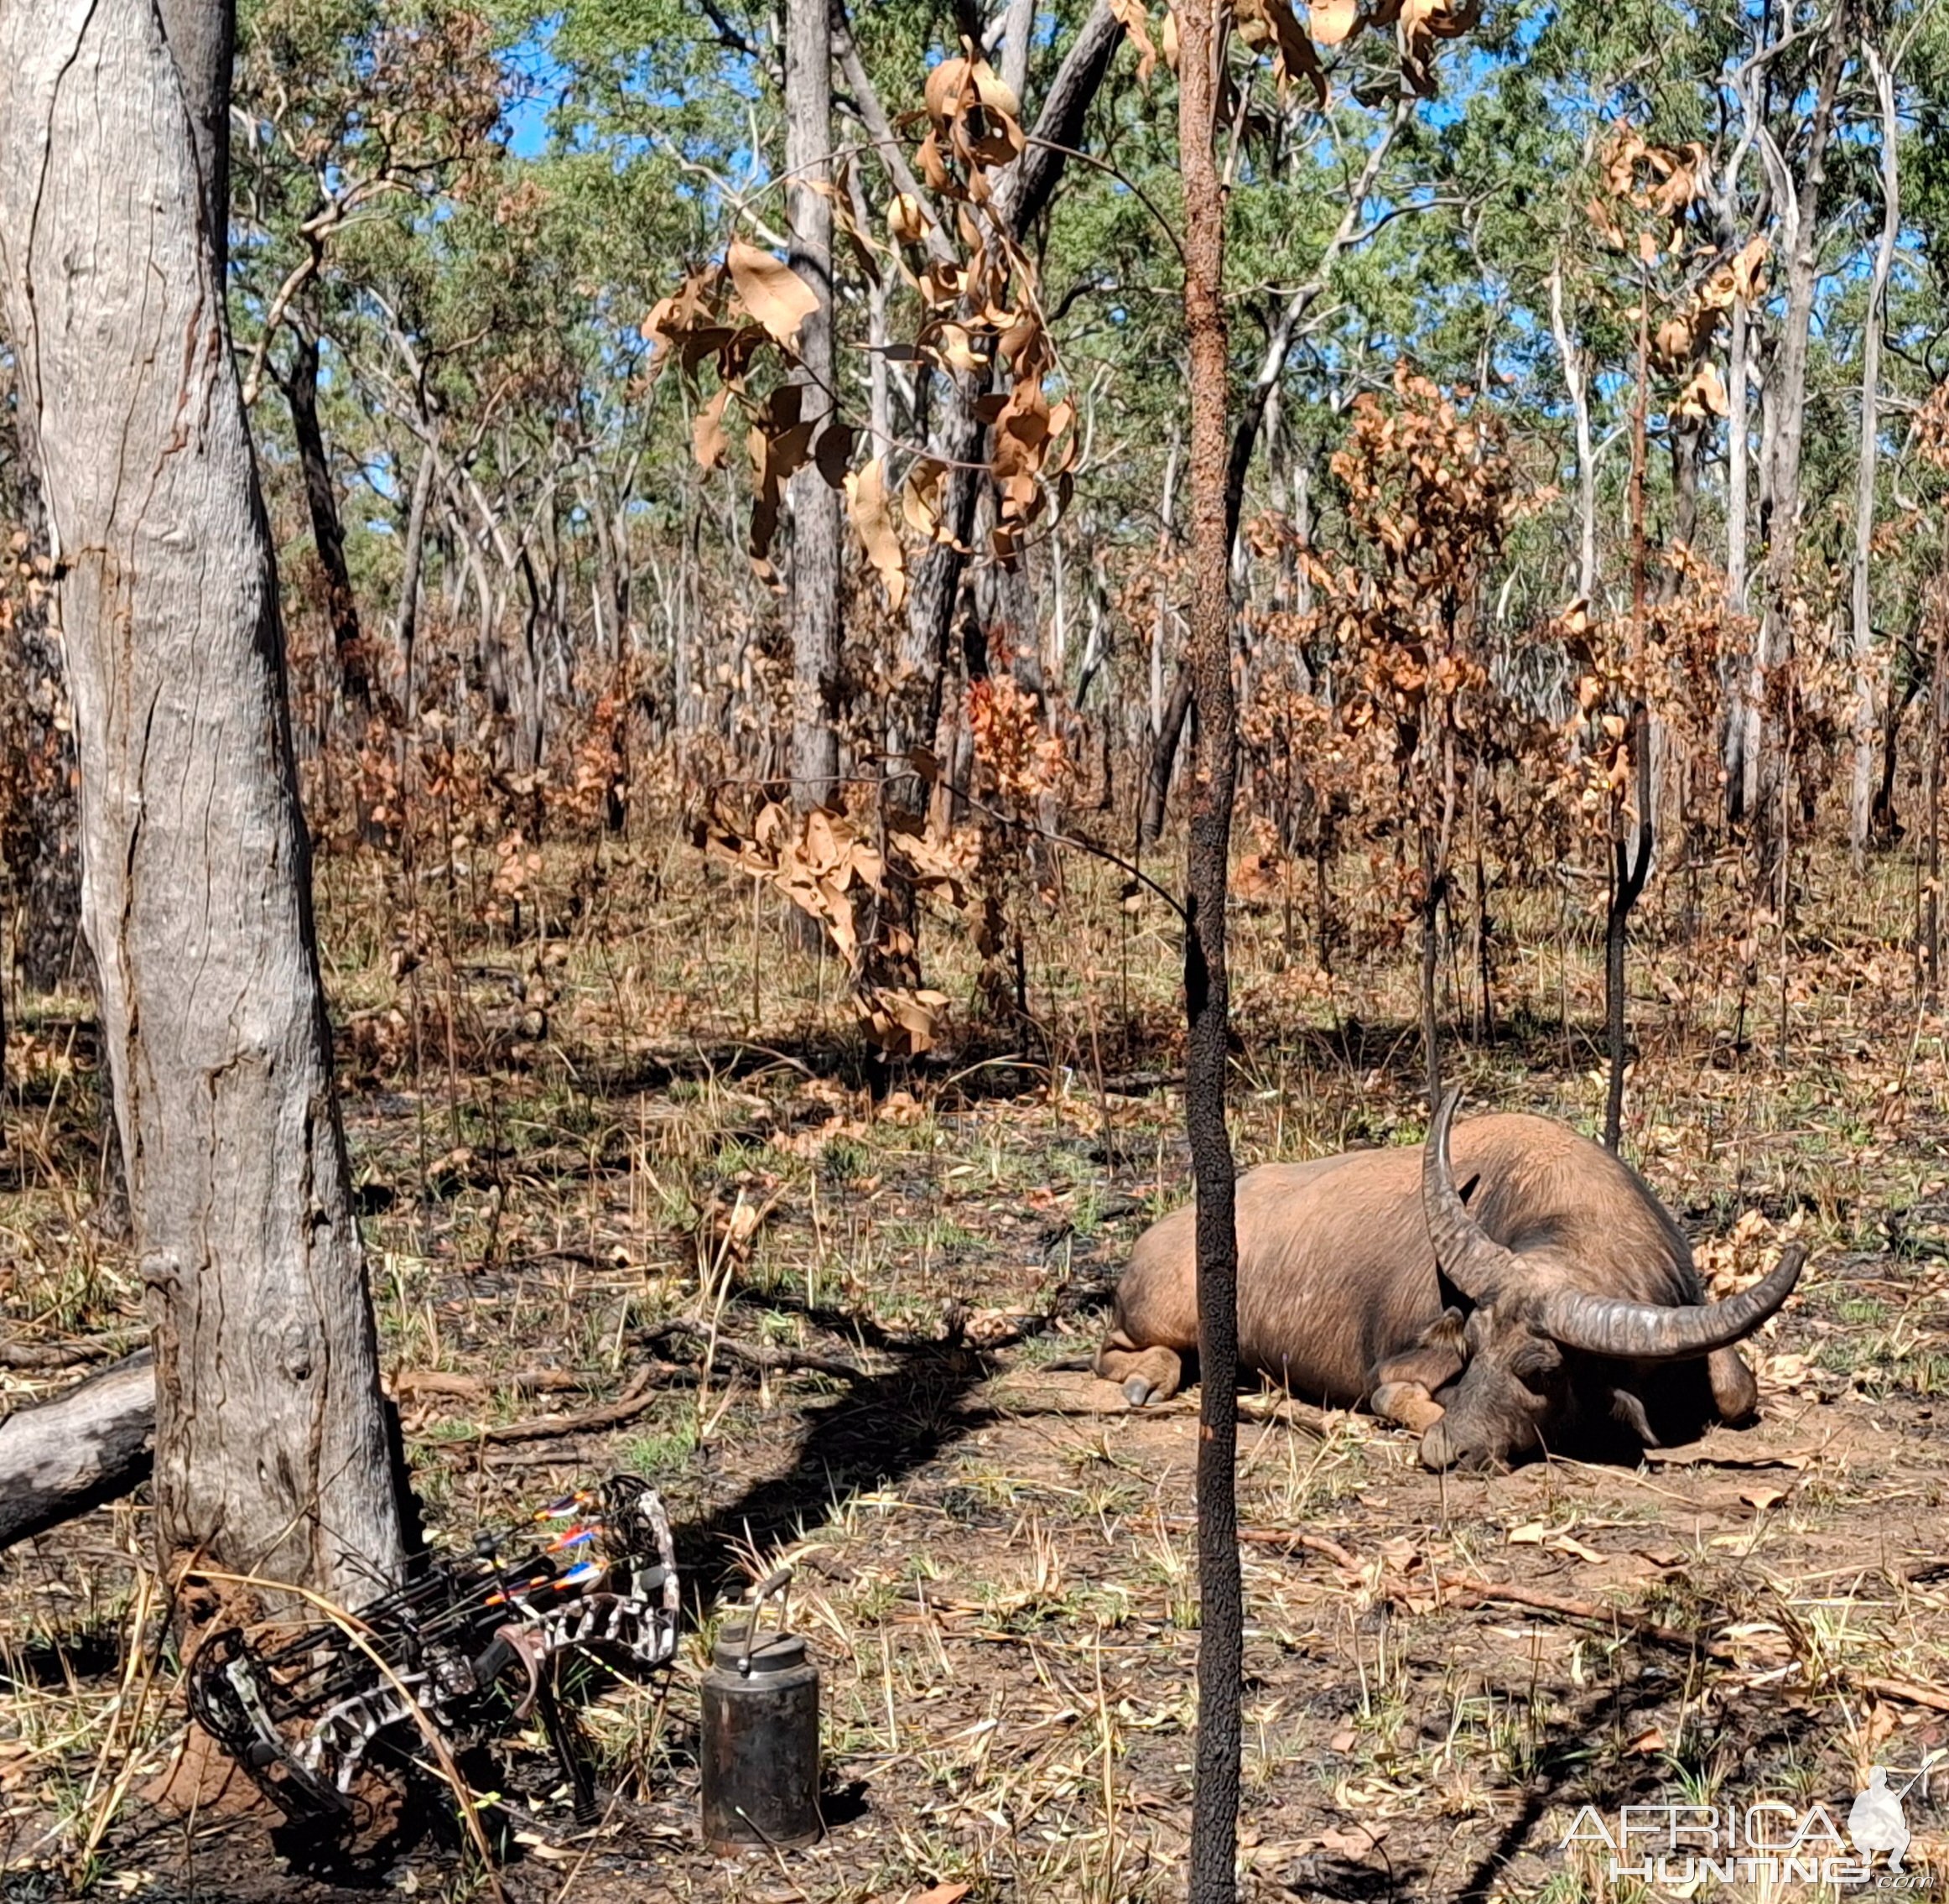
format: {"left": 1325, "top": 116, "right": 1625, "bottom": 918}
{"left": 0, "top": 1351, "right": 154, "bottom": 1550}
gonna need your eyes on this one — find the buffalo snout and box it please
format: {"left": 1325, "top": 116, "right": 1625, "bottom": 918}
{"left": 1416, "top": 1417, "right": 1508, "bottom": 1472}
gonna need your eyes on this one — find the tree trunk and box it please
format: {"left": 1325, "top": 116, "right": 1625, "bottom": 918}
{"left": 890, "top": 3, "right": 1123, "bottom": 770}
{"left": 278, "top": 326, "right": 371, "bottom": 717}
{"left": 1547, "top": 263, "right": 1597, "bottom": 603}
{"left": 397, "top": 441, "right": 437, "bottom": 730}
{"left": 1151, "top": 427, "right": 1180, "bottom": 736}
{"left": 1141, "top": 664, "right": 1193, "bottom": 846}
{"left": 1725, "top": 289, "right": 1753, "bottom": 812}
{"left": 1929, "top": 575, "right": 1946, "bottom": 998}
{"left": 1670, "top": 415, "right": 1703, "bottom": 560}
{"left": 786, "top": 0, "right": 842, "bottom": 814}
{"left": 0, "top": 431, "right": 82, "bottom": 992}
{"left": 1605, "top": 710, "right": 1654, "bottom": 1152}
{"left": 998, "top": 0, "right": 1034, "bottom": 103}
{"left": 1850, "top": 41, "right": 1899, "bottom": 866}
{"left": 1874, "top": 646, "right": 1920, "bottom": 841}
{"left": 157, "top": 0, "right": 231, "bottom": 274}
{"left": 1754, "top": 17, "right": 1848, "bottom": 882}
{"left": 1176, "top": 0, "right": 1243, "bottom": 1891}
{"left": 1420, "top": 816, "right": 1442, "bottom": 1109}
{"left": 0, "top": 0, "right": 404, "bottom": 1605}
{"left": 0, "top": 1353, "right": 154, "bottom": 1553}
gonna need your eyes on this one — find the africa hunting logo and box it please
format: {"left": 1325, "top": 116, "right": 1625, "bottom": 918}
{"left": 1560, "top": 1759, "right": 1938, "bottom": 1890}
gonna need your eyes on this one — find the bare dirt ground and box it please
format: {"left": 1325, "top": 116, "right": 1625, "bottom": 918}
{"left": 2, "top": 847, "right": 1947, "bottom": 1902}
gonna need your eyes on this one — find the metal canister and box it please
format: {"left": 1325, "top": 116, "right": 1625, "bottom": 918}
{"left": 699, "top": 1571, "right": 822, "bottom": 1853}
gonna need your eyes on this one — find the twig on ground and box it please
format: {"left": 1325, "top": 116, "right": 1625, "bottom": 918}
{"left": 481, "top": 1369, "right": 660, "bottom": 1444}
{"left": 1430, "top": 1574, "right": 1724, "bottom": 1652}
{"left": 645, "top": 1319, "right": 865, "bottom": 1381}
{"left": 1159, "top": 1517, "right": 1359, "bottom": 1571}
{"left": 394, "top": 1368, "right": 588, "bottom": 1403}
{"left": 1858, "top": 1674, "right": 1949, "bottom": 1714}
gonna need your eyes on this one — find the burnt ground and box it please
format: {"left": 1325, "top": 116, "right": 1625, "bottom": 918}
{"left": 2, "top": 856, "right": 1948, "bottom": 1902}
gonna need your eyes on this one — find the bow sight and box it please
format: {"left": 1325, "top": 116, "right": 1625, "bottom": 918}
{"left": 188, "top": 1475, "right": 679, "bottom": 1830}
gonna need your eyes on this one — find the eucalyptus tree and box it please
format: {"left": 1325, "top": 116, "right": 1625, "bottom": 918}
{"left": 0, "top": 0, "right": 403, "bottom": 1602}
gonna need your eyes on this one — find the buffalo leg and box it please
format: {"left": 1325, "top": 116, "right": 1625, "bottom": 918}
{"left": 1094, "top": 1342, "right": 1184, "bottom": 1407}
{"left": 1707, "top": 1345, "right": 1758, "bottom": 1422}
{"left": 1366, "top": 1315, "right": 1466, "bottom": 1435}
{"left": 1369, "top": 1381, "right": 1446, "bottom": 1434}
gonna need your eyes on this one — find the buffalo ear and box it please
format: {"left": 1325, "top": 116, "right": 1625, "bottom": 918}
{"left": 1372, "top": 1308, "right": 1470, "bottom": 1397}
{"left": 1609, "top": 1387, "right": 1658, "bottom": 1445}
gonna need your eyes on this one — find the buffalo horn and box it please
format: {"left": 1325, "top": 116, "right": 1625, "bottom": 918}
{"left": 1421, "top": 1085, "right": 1523, "bottom": 1300}
{"left": 1531, "top": 1244, "right": 1808, "bottom": 1360}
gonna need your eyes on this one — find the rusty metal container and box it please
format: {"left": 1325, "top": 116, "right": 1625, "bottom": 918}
{"left": 699, "top": 1572, "right": 821, "bottom": 1852}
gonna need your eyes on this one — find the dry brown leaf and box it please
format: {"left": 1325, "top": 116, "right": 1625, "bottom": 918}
{"left": 814, "top": 419, "right": 855, "bottom": 488}
{"left": 1676, "top": 362, "right": 1729, "bottom": 420}
{"left": 692, "top": 387, "right": 731, "bottom": 471}
{"left": 1311, "top": 0, "right": 1360, "bottom": 44}
{"left": 1234, "top": 0, "right": 1328, "bottom": 102}
{"left": 727, "top": 238, "right": 819, "bottom": 348}
{"left": 1109, "top": 0, "right": 1161, "bottom": 79}
{"left": 846, "top": 457, "right": 907, "bottom": 611}
{"left": 887, "top": 193, "right": 930, "bottom": 245}
{"left": 903, "top": 457, "right": 950, "bottom": 540}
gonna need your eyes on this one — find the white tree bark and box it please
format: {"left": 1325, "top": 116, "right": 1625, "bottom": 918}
{"left": 786, "top": 0, "right": 842, "bottom": 810}
{"left": 0, "top": 0, "right": 403, "bottom": 1602}
{"left": 1850, "top": 42, "right": 1900, "bottom": 865}
{"left": 1547, "top": 263, "right": 1598, "bottom": 604}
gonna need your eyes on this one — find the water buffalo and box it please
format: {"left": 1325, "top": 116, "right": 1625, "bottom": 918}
{"left": 1094, "top": 1089, "right": 1805, "bottom": 1470}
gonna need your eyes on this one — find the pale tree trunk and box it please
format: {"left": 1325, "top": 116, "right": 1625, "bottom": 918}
{"left": 1716, "top": 74, "right": 1759, "bottom": 811}
{"left": 1850, "top": 41, "right": 1899, "bottom": 866}
{"left": 1547, "top": 262, "right": 1597, "bottom": 602}
{"left": 999, "top": 0, "right": 1035, "bottom": 105}
{"left": 786, "top": 0, "right": 841, "bottom": 811}
{"left": 1753, "top": 18, "right": 1847, "bottom": 881}
{"left": 1726, "top": 290, "right": 1753, "bottom": 803}
{"left": 0, "top": 0, "right": 403, "bottom": 1603}
{"left": 1176, "top": 0, "right": 1243, "bottom": 1891}
{"left": 397, "top": 440, "right": 437, "bottom": 730}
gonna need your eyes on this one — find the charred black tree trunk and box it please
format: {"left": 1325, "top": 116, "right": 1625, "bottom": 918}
{"left": 1874, "top": 635, "right": 1924, "bottom": 844}
{"left": 1140, "top": 664, "right": 1193, "bottom": 847}
{"left": 1604, "top": 707, "right": 1655, "bottom": 1153}
{"left": 278, "top": 325, "right": 372, "bottom": 719}
{"left": 1177, "top": 0, "right": 1243, "bottom": 1889}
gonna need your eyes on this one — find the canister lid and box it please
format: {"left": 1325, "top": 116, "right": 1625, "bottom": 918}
{"left": 713, "top": 1629, "right": 807, "bottom": 1675}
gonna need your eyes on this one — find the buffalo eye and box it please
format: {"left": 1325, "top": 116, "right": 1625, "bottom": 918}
{"left": 1507, "top": 1339, "right": 1563, "bottom": 1386}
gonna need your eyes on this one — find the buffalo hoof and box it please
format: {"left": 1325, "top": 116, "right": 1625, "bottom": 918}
{"left": 1122, "top": 1374, "right": 1156, "bottom": 1407}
